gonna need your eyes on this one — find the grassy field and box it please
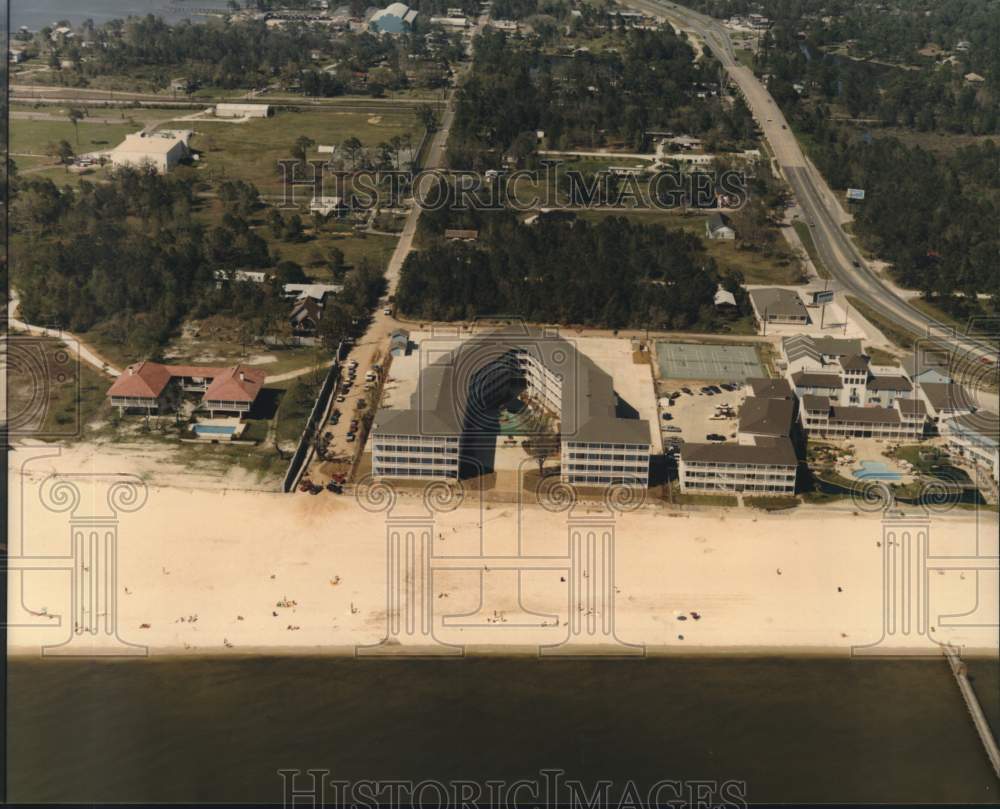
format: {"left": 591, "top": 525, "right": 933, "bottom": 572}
{"left": 578, "top": 209, "right": 806, "bottom": 285}
{"left": 11, "top": 117, "right": 133, "bottom": 156}
{"left": 792, "top": 220, "right": 830, "bottom": 279}
{"left": 271, "top": 229, "right": 398, "bottom": 277}
{"left": 908, "top": 297, "right": 975, "bottom": 333}
{"left": 191, "top": 108, "right": 422, "bottom": 193}
{"left": 846, "top": 296, "right": 916, "bottom": 348}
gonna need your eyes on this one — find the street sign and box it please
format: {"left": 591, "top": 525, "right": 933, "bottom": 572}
{"left": 846, "top": 188, "right": 865, "bottom": 201}
{"left": 812, "top": 290, "right": 835, "bottom": 305}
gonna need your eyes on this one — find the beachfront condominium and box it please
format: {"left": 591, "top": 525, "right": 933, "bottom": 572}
{"left": 945, "top": 411, "right": 1000, "bottom": 485}
{"left": 371, "top": 328, "right": 651, "bottom": 487}
{"left": 679, "top": 391, "right": 799, "bottom": 495}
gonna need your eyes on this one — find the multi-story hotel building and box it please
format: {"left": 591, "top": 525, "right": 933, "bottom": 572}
{"left": 946, "top": 411, "right": 1000, "bottom": 485}
{"left": 679, "top": 390, "right": 798, "bottom": 495}
{"left": 799, "top": 395, "right": 926, "bottom": 441}
{"left": 371, "top": 328, "right": 651, "bottom": 487}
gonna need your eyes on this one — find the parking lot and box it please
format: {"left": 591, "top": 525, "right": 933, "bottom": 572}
{"left": 657, "top": 381, "right": 746, "bottom": 455}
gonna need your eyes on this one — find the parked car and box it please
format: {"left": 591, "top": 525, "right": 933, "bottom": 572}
{"left": 706, "top": 433, "right": 726, "bottom": 442}
{"left": 336, "top": 395, "right": 346, "bottom": 402}
{"left": 663, "top": 426, "right": 682, "bottom": 433}
{"left": 383, "top": 307, "right": 392, "bottom": 315}
{"left": 661, "top": 412, "right": 673, "bottom": 421}
{"left": 346, "top": 433, "right": 356, "bottom": 442}
{"left": 681, "top": 387, "right": 693, "bottom": 395}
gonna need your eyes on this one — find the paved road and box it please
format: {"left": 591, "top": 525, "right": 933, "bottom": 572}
{"left": 625, "top": 0, "right": 999, "bottom": 366}
{"left": 299, "top": 18, "right": 485, "bottom": 483}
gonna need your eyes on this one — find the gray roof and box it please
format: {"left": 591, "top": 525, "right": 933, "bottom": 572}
{"left": 919, "top": 382, "right": 974, "bottom": 412}
{"left": 750, "top": 288, "right": 808, "bottom": 319}
{"left": 829, "top": 405, "right": 900, "bottom": 425}
{"left": 839, "top": 354, "right": 870, "bottom": 372}
{"left": 739, "top": 396, "right": 794, "bottom": 437}
{"left": 896, "top": 398, "right": 926, "bottom": 417}
{"left": 706, "top": 212, "right": 732, "bottom": 232}
{"left": 782, "top": 334, "right": 862, "bottom": 364}
{"left": 373, "top": 326, "right": 651, "bottom": 445}
{"left": 682, "top": 436, "right": 797, "bottom": 466}
{"left": 792, "top": 370, "right": 842, "bottom": 389}
{"left": 800, "top": 394, "right": 831, "bottom": 412}
{"left": 747, "top": 377, "right": 793, "bottom": 399}
{"left": 868, "top": 375, "right": 912, "bottom": 392}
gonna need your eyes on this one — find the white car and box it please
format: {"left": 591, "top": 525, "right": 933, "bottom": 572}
{"left": 383, "top": 307, "right": 392, "bottom": 315}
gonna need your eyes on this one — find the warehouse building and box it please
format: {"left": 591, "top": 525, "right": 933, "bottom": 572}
{"left": 110, "top": 131, "right": 191, "bottom": 174}
{"left": 213, "top": 103, "right": 271, "bottom": 118}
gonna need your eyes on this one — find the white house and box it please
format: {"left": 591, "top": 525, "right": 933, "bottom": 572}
{"left": 705, "top": 212, "right": 735, "bottom": 240}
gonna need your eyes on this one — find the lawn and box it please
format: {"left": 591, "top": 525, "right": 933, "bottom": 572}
{"left": 792, "top": 219, "right": 830, "bottom": 279}
{"left": 9, "top": 111, "right": 174, "bottom": 157}
{"left": 191, "top": 108, "right": 422, "bottom": 193}
{"left": 275, "top": 376, "right": 322, "bottom": 447}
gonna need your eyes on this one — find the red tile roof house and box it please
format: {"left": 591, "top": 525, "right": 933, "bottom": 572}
{"left": 107, "top": 362, "right": 266, "bottom": 417}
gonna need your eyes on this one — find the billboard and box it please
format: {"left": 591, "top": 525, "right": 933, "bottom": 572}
{"left": 812, "top": 290, "right": 835, "bottom": 305}
{"left": 846, "top": 188, "right": 866, "bottom": 201}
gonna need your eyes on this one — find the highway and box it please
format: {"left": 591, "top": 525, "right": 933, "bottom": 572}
{"left": 625, "top": 0, "right": 999, "bottom": 367}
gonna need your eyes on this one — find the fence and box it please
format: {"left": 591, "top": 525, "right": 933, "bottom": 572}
{"left": 281, "top": 341, "right": 345, "bottom": 492}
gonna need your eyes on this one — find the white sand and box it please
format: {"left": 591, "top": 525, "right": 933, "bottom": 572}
{"left": 8, "top": 443, "right": 998, "bottom": 658}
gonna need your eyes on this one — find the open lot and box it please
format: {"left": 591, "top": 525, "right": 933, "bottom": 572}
{"left": 656, "top": 341, "right": 765, "bottom": 381}
{"left": 191, "top": 108, "right": 422, "bottom": 193}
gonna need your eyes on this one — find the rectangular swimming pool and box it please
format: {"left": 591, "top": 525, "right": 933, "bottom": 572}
{"left": 193, "top": 425, "right": 237, "bottom": 437}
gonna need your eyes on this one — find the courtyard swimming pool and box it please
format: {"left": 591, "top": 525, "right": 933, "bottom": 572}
{"left": 853, "top": 460, "right": 902, "bottom": 481}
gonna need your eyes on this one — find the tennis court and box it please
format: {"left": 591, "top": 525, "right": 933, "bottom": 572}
{"left": 656, "top": 342, "right": 765, "bottom": 381}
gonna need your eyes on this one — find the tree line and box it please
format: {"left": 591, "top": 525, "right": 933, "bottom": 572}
{"left": 397, "top": 213, "right": 749, "bottom": 330}
{"left": 446, "top": 27, "right": 757, "bottom": 168}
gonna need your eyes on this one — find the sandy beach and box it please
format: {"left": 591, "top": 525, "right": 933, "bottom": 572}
{"left": 8, "top": 443, "right": 999, "bottom": 658}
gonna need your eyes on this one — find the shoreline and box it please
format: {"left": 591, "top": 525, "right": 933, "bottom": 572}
{"left": 8, "top": 644, "right": 1000, "bottom": 660}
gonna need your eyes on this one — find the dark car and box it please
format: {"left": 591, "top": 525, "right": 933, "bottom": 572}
{"left": 706, "top": 433, "right": 726, "bottom": 442}
{"left": 681, "top": 387, "right": 693, "bottom": 395}
{"left": 661, "top": 412, "right": 673, "bottom": 421}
